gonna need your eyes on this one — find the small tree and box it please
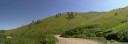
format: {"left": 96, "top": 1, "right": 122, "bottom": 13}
{"left": 58, "top": 13, "right": 61, "bottom": 16}
{"left": 32, "top": 20, "right": 35, "bottom": 23}
{"left": 114, "top": 13, "right": 118, "bottom": 16}
{"left": 67, "top": 12, "right": 75, "bottom": 19}
{"left": 55, "top": 14, "right": 58, "bottom": 17}
{"left": 28, "top": 24, "right": 31, "bottom": 30}
{"left": 35, "top": 20, "right": 42, "bottom": 24}
{"left": 55, "top": 13, "right": 62, "bottom": 18}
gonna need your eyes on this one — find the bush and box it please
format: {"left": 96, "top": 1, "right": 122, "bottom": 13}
{"left": 105, "top": 33, "right": 118, "bottom": 40}
{"left": 116, "top": 31, "right": 128, "bottom": 42}
{"left": 105, "top": 30, "right": 128, "bottom": 42}
{"left": 114, "top": 13, "right": 118, "bottom": 16}
{"left": 60, "top": 24, "right": 100, "bottom": 38}
{"left": 39, "top": 34, "right": 58, "bottom": 44}
{"left": 60, "top": 27, "right": 85, "bottom": 38}
{"left": 35, "top": 20, "right": 42, "bottom": 24}
{"left": 121, "top": 20, "right": 127, "bottom": 23}
{"left": 66, "top": 12, "right": 77, "bottom": 19}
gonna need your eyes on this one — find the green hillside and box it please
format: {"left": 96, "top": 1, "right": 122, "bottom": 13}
{"left": 5, "top": 12, "right": 103, "bottom": 35}
{"left": 105, "top": 22, "right": 128, "bottom": 42}
{"left": 1, "top": 6, "right": 128, "bottom": 44}
{"left": 1, "top": 12, "right": 104, "bottom": 44}
{"left": 61, "top": 7, "right": 128, "bottom": 43}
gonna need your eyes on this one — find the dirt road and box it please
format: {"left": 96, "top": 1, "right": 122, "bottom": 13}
{"left": 55, "top": 35, "right": 103, "bottom": 44}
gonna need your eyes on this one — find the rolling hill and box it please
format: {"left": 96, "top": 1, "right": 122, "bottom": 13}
{"left": 61, "top": 6, "right": 128, "bottom": 42}
{"left": 1, "top": 12, "right": 104, "bottom": 44}
{"left": 1, "top": 6, "right": 128, "bottom": 44}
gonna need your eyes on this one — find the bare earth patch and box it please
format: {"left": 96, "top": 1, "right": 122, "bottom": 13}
{"left": 55, "top": 35, "right": 103, "bottom": 44}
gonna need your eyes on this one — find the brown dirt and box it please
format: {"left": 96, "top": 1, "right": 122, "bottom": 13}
{"left": 55, "top": 35, "right": 104, "bottom": 44}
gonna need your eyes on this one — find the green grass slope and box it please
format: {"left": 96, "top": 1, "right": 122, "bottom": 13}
{"left": 105, "top": 22, "right": 128, "bottom": 42}
{"left": 61, "top": 7, "right": 128, "bottom": 42}
{"left": 2, "top": 12, "right": 104, "bottom": 44}
{"left": 83, "top": 8, "right": 128, "bottom": 30}
{"left": 5, "top": 12, "right": 103, "bottom": 35}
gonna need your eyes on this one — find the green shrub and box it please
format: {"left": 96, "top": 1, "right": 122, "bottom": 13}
{"left": 105, "top": 30, "right": 128, "bottom": 42}
{"left": 121, "top": 20, "right": 127, "bottom": 23}
{"left": 60, "top": 24, "right": 101, "bottom": 38}
{"left": 105, "top": 33, "right": 118, "bottom": 40}
{"left": 39, "top": 34, "right": 58, "bottom": 44}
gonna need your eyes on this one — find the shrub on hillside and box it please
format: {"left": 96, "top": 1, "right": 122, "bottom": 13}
{"left": 55, "top": 13, "right": 62, "bottom": 18}
{"left": 121, "top": 20, "right": 127, "bottom": 23}
{"left": 105, "top": 30, "right": 128, "bottom": 42}
{"left": 60, "top": 24, "right": 101, "bottom": 38}
{"left": 35, "top": 20, "right": 42, "bottom": 24}
{"left": 114, "top": 13, "right": 118, "bottom": 16}
{"left": 116, "top": 31, "right": 128, "bottom": 42}
{"left": 60, "top": 27, "right": 85, "bottom": 38}
{"left": 39, "top": 34, "right": 58, "bottom": 44}
{"left": 105, "top": 33, "right": 118, "bottom": 40}
{"left": 66, "top": 12, "right": 77, "bottom": 19}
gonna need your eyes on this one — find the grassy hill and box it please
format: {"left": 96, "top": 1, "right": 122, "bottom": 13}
{"left": 105, "top": 22, "right": 128, "bottom": 42}
{"left": 1, "top": 6, "right": 128, "bottom": 44}
{"left": 0, "top": 12, "right": 104, "bottom": 44}
{"left": 61, "top": 7, "right": 128, "bottom": 43}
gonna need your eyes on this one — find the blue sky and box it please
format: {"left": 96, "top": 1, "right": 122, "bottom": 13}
{"left": 0, "top": 0, "right": 128, "bottom": 30}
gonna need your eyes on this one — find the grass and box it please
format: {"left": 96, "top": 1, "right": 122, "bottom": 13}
{"left": 60, "top": 6, "right": 128, "bottom": 43}
{"left": 1, "top": 6, "right": 128, "bottom": 44}
{"left": 0, "top": 12, "right": 103, "bottom": 44}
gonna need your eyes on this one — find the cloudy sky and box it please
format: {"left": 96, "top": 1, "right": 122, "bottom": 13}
{"left": 0, "top": 0, "right": 128, "bottom": 29}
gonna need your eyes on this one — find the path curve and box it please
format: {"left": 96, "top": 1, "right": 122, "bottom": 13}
{"left": 55, "top": 35, "right": 103, "bottom": 44}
